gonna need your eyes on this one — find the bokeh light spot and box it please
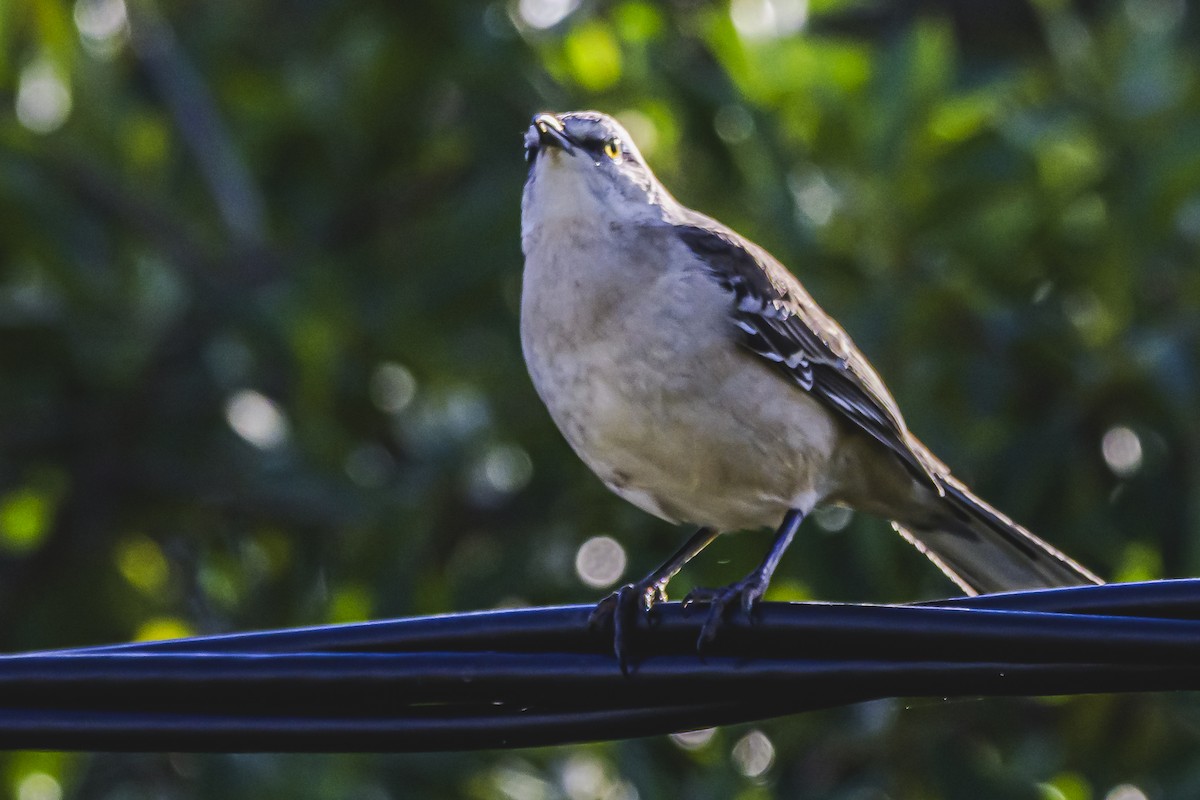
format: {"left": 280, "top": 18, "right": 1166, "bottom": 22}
{"left": 134, "top": 617, "right": 194, "bottom": 643}
{"left": 1115, "top": 541, "right": 1161, "bottom": 583}
{"left": 564, "top": 21, "right": 622, "bottom": 91}
{"left": 483, "top": 444, "right": 533, "bottom": 493}
{"left": 790, "top": 170, "right": 841, "bottom": 228}
{"left": 1040, "top": 773, "right": 1092, "bottom": 800}
{"left": 560, "top": 755, "right": 607, "bottom": 800}
{"left": 16, "top": 61, "right": 72, "bottom": 134}
{"left": 730, "top": 0, "right": 808, "bottom": 40}
{"left": 468, "top": 443, "right": 534, "bottom": 505}
{"left": 329, "top": 584, "right": 372, "bottom": 624}
{"left": 369, "top": 362, "right": 417, "bottom": 414}
{"left": 1063, "top": 291, "right": 1115, "bottom": 346}
{"left": 670, "top": 727, "right": 716, "bottom": 750}
{"left": 714, "top": 105, "right": 755, "bottom": 144}
{"left": 74, "top": 0, "right": 128, "bottom": 56}
{"left": 492, "top": 763, "right": 552, "bottom": 800}
{"left": 444, "top": 386, "right": 492, "bottom": 438}
{"left": 732, "top": 729, "right": 775, "bottom": 778}
{"left": 0, "top": 488, "right": 53, "bottom": 554}
{"left": 226, "top": 390, "right": 289, "bottom": 449}
{"left": 574, "top": 536, "right": 627, "bottom": 589}
{"left": 515, "top": 0, "right": 579, "bottom": 30}
{"left": 1106, "top": 784, "right": 1149, "bottom": 800}
{"left": 74, "top": 0, "right": 127, "bottom": 39}
{"left": 17, "top": 773, "right": 61, "bottom": 800}
{"left": 1101, "top": 426, "right": 1143, "bottom": 478}
{"left": 116, "top": 535, "right": 170, "bottom": 594}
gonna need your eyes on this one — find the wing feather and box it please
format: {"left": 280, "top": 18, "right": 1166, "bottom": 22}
{"left": 674, "top": 218, "right": 943, "bottom": 488}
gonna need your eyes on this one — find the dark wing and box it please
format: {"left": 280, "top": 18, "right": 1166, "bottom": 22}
{"left": 675, "top": 218, "right": 944, "bottom": 489}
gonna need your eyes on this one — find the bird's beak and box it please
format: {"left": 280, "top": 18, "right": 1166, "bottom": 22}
{"left": 533, "top": 113, "right": 575, "bottom": 152}
{"left": 525, "top": 113, "right": 575, "bottom": 164}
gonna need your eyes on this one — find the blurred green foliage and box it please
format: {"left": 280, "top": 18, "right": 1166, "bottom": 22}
{"left": 2, "top": 0, "right": 1200, "bottom": 797}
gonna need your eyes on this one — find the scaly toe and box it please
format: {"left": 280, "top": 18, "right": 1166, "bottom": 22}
{"left": 588, "top": 591, "right": 621, "bottom": 630}
{"left": 591, "top": 581, "right": 665, "bottom": 675}
{"left": 740, "top": 582, "right": 767, "bottom": 617}
{"left": 696, "top": 586, "right": 738, "bottom": 647}
{"left": 690, "top": 575, "right": 769, "bottom": 647}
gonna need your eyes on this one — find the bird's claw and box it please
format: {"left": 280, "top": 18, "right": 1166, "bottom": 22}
{"left": 589, "top": 580, "right": 667, "bottom": 675}
{"left": 683, "top": 573, "right": 769, "bottom": 648}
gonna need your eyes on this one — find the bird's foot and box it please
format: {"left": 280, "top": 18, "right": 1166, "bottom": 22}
{"left": 683, "top": 571, "right": 769, "bottom": 648}
{"left": 589, "top": 580, "right": 668, "bottom": 675}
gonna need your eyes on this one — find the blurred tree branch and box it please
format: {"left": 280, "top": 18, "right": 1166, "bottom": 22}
{"left": 126, "top": 0, "right": 269, "bottom": 259}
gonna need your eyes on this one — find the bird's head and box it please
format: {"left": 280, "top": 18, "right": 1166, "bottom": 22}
{"left": 521, "top": 111, "right": 670, "bottom": 246}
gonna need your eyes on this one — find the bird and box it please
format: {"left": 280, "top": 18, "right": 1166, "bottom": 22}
{"left": 518, "top": 110, "right": 1102, "bottom": 663}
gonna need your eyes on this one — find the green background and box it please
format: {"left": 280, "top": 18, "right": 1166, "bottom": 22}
{"left": 2, "top": 0, "right": 1199, "bottom": 797}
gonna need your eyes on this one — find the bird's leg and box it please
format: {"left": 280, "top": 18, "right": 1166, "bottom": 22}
{"left": 685, "top": 509, "right": 805, "bottom": 647}
{"left": 589, "top": 525, "right": 719, "bottom": 673}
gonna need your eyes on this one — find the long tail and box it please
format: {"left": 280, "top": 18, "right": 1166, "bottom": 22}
{"left": 894, "top": 476, "right": 1103, "bottom": 595}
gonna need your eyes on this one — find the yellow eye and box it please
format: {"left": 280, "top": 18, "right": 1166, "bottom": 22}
{"left": 603, "top": 138, "right": 621, "bottom": 161}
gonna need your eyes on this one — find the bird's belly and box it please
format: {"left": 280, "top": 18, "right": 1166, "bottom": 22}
{"left": 524, "top": 296, "right": 840, "bottom": 530}
{"left": 580, "top": 386, "right": 805, "bottom": 530}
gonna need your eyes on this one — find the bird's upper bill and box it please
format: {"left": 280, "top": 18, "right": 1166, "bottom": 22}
{"left": 524, "top": 113, "right": 575, "bottom": 162}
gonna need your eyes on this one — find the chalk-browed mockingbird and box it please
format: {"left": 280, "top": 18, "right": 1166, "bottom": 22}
{"left": 520, "top": 110, "right": 1102, "bottom": 659}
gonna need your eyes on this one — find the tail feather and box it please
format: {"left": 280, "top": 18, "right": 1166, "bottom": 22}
{"left": 895, "top": 476, "right": 1103, "bottom": 596}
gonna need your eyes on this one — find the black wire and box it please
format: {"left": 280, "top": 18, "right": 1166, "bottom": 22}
{"left": 920, "top": 578, "right": 1200, "bottom": 617}
{"left": 3, "top": 652, "right": 1198, "bottom": 706}
{"left": 3, "top": 580, "right": 1200, "bottom": 752}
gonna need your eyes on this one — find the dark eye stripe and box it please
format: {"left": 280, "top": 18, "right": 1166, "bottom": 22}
{"left": 581, "top": 137, "right": 621, "bottom": 155}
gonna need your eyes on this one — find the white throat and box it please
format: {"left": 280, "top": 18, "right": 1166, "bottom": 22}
{"left": 521, "top": 153, "right": 670, "bottom": 255}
